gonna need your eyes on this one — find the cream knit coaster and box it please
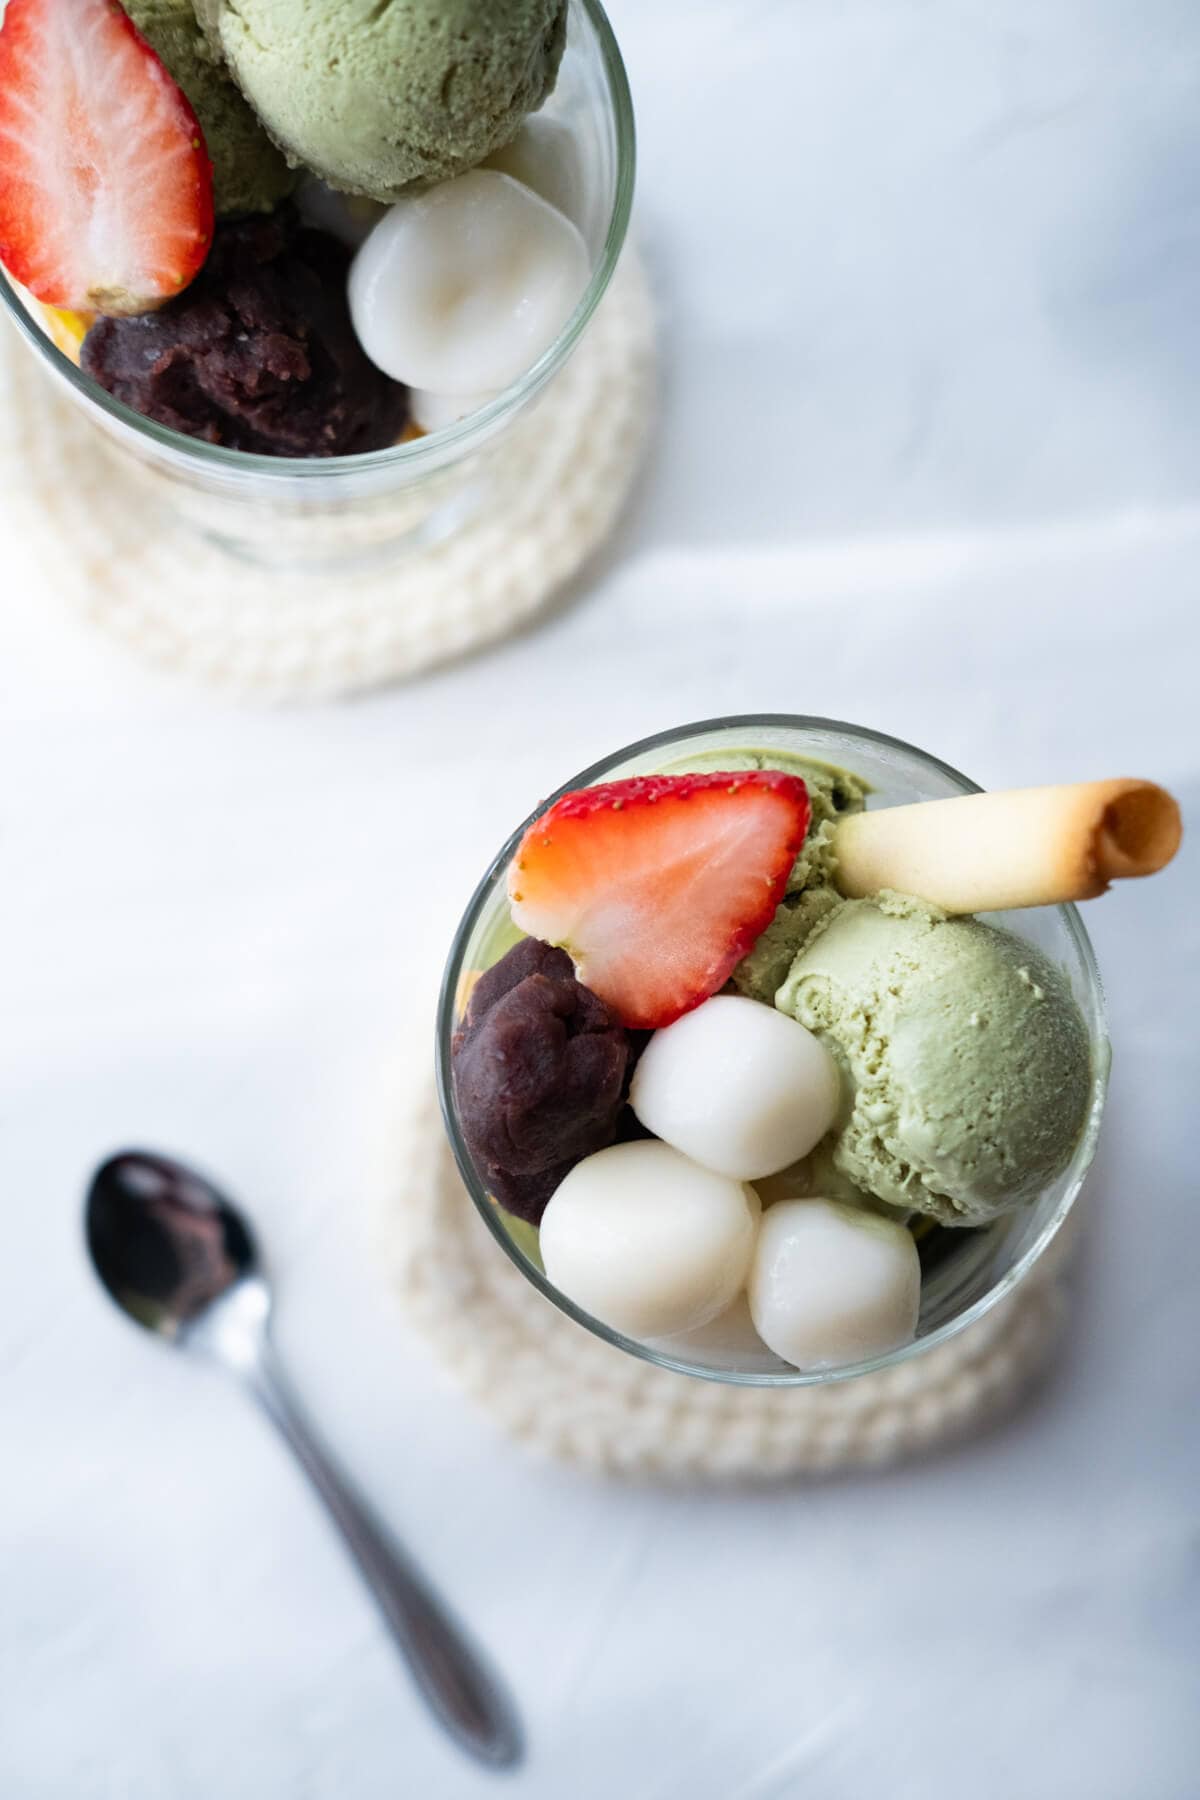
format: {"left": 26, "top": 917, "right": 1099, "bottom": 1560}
{"left": 1, "top": 254, "right": 655, "bottom": 702}
{"left": 378, "top": 1090, "right": 1075, "bottom": 1481}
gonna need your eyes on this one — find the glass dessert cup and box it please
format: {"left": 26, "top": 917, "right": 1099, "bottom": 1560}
{"left": 0, "top": 0, "right": 634, "bottom": 573}
{"left": 437, "top": 716, "right": 1111, "bottom": 1388}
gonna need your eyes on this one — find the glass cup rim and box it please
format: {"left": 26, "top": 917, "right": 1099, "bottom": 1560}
{"left": 0, "top": 0, "right": 635, "bottom": 482}
{"left": 436, "top": 712, "right": 1111, "bottom": 1388}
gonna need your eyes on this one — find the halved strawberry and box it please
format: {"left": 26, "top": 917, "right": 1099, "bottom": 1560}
{"left": 508, "top": 772, "right": 812, "bottom": 1030}
{"left": 0, "top": 0, "right": 214, "bottom": 316}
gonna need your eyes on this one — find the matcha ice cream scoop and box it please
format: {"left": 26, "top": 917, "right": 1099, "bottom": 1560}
{"left": 193, "top": 0, "right": 568, "bottom": 202}
{"left": 123, "top": 0, "right": 297, "bottom": 217}
{"left": 776, "top": 893, "right": 1091, "bottom": 1225}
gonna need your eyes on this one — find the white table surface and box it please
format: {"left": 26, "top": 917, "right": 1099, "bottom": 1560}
{"left": 3, "top": 3, "right": 1199, "bottom": 1796}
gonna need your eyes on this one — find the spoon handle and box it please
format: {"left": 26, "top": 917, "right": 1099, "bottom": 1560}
{"left": 245, "top": 1342, "right": 522, "bottom": 1770}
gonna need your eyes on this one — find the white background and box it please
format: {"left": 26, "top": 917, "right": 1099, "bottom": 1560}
{"left": 3, "top": 2, "right": 1199, "bottom": 1795}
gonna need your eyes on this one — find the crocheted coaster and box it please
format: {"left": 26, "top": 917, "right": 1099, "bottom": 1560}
{"left": 1, "top": 255, "right": 655, "bottom": 702}
{"left": 377, "top": 1091, "right": 1075, "bottom": 1481}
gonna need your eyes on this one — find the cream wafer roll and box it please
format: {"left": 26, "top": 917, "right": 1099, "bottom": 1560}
{"left": 833, "top": 780, "right": 1182, "bottom": 914}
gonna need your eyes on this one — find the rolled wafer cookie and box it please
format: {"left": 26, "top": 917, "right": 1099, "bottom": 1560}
{"left": 833, "top": 779, "right": 1182, "bottom": 914}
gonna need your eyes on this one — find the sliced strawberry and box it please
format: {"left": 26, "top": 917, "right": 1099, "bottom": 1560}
{"left": 508, "top": 772, "right": 812, "bottom": 1030}
{"left": 0, "top": 0, "right": 214, "bottom": 316}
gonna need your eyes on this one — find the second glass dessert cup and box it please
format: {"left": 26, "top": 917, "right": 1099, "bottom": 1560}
{"left": 0, "top": 0, "right": 634, "bottom": 572}
{"left": 437, "top": 716, "right": 1111, "bottom": 1388}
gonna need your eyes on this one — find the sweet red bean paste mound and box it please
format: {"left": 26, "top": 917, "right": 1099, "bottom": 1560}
{"left": 452, "top": 939, "right": 633, "bottom": 1224}
{"left": 81, "top": 212, "right": 408, "bottom": 456}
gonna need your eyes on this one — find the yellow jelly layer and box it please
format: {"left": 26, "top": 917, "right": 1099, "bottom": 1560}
{"left": 40, "top": 303, "right": 92, "bottom": 365}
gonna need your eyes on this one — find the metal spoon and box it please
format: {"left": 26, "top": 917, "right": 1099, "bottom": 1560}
{"left": 84, "top": 1149, "right": 523, "bottom": 1771}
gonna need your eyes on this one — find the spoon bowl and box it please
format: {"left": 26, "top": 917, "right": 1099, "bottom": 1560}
{"left": 86, "top": 1151, "right": 258, "bottom": 1340}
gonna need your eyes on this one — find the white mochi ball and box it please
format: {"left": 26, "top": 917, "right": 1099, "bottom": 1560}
{"left": 483, "top": 118, "right": 585, "bottom": 230}
{"left": 408, "top": 387, "right": 501, "bottom": 433}
{"left": 647, "top": 1291, "right": 769, "bottom": 1361}
{"left": 539, "top": 1140, "right": 760, "bottom": 1341}
{"left": 748, "top": 1198, "right": 920, "bottom": 1370}
{"left": 348, "top": 170, "right": 590, "bottom": 395}
{"left": 630, "top": 995, "right": 841, "bottom": 1181}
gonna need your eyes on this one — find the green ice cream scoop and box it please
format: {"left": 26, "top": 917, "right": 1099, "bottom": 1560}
{"left": 776, "top": 893, "right": 1092, "bottom": 1225}
{"left": 192, "top": 0, "right": 568, "bottom": 202}
{"left": 124, "top": 0, "right": 297, "bottom": 216}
